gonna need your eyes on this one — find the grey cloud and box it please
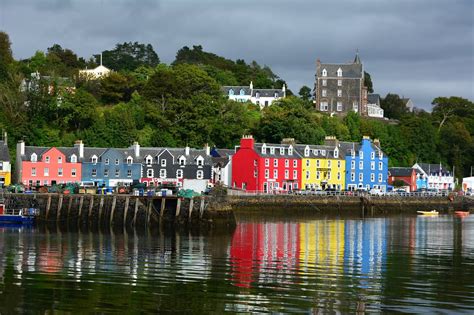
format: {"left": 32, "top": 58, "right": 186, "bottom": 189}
{"left": 1, "top": 0, "right": 472, "bottom": 110}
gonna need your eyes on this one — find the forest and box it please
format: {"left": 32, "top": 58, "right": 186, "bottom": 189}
{"left": 0, "top": 31, "right": 473, "bottom": 181}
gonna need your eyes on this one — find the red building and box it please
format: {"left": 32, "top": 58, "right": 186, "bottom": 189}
{"left": 16, "top": 141, "right": 82, "bottom": 187}
{"left": 231, "top": 136, "right": 302, "bottom": 193}
{"left": 388, "top": 167, "right": 417, "bottom": 192}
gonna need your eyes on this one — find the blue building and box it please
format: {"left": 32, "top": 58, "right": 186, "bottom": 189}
{"left": 342, "top": 136, "right": 389, "bottom": 191}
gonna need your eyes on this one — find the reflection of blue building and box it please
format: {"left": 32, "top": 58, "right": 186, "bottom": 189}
{"left": 342, "top": 137, "right": 389, "bottom": 191}
{"left": 344, "top": 219, "right": 387, "bottom": 277}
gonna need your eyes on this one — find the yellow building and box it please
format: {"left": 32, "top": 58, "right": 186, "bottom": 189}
{"left": 296, "top": 137, "right": 345, "bottom": 190}
{"left": 0, "top": 138, "right": 11, "bottom": 186}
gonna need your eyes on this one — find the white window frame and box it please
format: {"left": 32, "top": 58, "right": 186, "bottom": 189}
{"left": 351, "top": 172, "right": 355, "bottom": 181}
{"left": 265, "top": 169, "right": 269, "bottom": 179}
{"left": 379, "top": 162, "right": 383, "bottom": 170}
{"left": 285, "top": 159, "right": 289, "bottom": 167}
{"left": 159, "top": 169, "right": 166, "bottom": 179}
{"left": 196, "top": 170, "right": 203, "bottom": 179}
{"left": 293, "top": 160, "right": 297, "bottom": 167}
{"left": 378, "top": 174, "right": 383, "bottom": 182}
{"left": 337, "top": 101, "right": 342, "bottom": 111}
{"left": 337, "top": 68, "right": 342, "bottom": 77}
{"left": 161, "top": 159, "right": 167, "bottom": 167}
{"left": 274, "top": 159, "right": 278, "bottom": 167}
{"left": 115, "top": 169, "right": 119, "bottom": 177}
{"left": 58, "top": 156, "right": 63, "bottom": 164}
{"left": 58, "top": 168, "right": 63, "bottom": 177}
{"left": 285, "top": 170, "right": 289, "bottom": 179}
{"left": 273, "top": 169, "right": 278, "bottom": 179}
{"left": 359, "top": 173, "right": 363, "bottom": 182}
{"left": 293, "top": 170, "right": 298, "bottom": 179}
{"left": 71, "top": 155, "right": 77, "bottom": 163}
{"left": 322, "top": 89, "right": 327, "bottom": 97}
{"left": 177, "top": 169, "right": 183, "bottom": 179}
{"left": 44, "top": 168, "right": 49, "bottom": 176}
{"left": 127, "top": 169, "right": 132, "bottom": 178}
{"left": 371, "top": 173, "right": 375, "bottom": 182}
{"left": 322, "top": 79, "right": 327, "bottom": 86}
{"left": 371, "top": 161, "right": 375, "bottom": 170}
{"left": 71, "top": 168, "right": 76, "bottom": 177}
{"left": 265, "top": 159, "right": 269, "bottom": 167}
{"left": 147, "top": 169, "right": 154, "bottom": 178}
{"left": 322, "top": 69, "right": 327, "bottom": 77}
{"left": 92, "top": 169, "right": 97, "bottom": 177}
{"left": 337, "top": 89, "right": 342, "bottom": 97}
{"left": 127, "top": 157, "right": 133, "bottom": 164}
{"left": 337, "top": 79, "right": 342, "bottom": 86}
{"left": 359, "top": 161, "right": 363, "bottom": 170}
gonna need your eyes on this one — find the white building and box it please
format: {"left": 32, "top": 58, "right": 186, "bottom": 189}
{"left": 211, "top": 148, "right": 234, "bottom": 187}
{"left": 222, "top": 81, "right": 286, "bottom": 109}
{"left": 462, "top": 177, "right": 474, "bottom": 192}
{"left": 412, "top": 163, "right": 455, "bottom": 191}
{"left": 367, "top": 94, "right": 385, "bottom": 118}
{"left": 79, "top": 55, "right": 111, "bottom": 80}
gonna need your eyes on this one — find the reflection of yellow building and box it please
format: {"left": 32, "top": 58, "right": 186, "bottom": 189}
{"left": 299, "top": 221, "right": 345, "bottom": 271}
{"left": 0, "top": 138, "right": 11, "bottom": 186}
{"left": 296, "top": 138, "right": 346, "bottom": 190}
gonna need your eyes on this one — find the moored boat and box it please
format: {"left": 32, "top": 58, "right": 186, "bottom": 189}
{"left": 417, "top": 210, "right": 439, "bottom": 216}
{"left": 0, "top": 203, "right": 39, "bottom": 224}
{"left": 454, "top": 211, "right": 469, "bottom": 217}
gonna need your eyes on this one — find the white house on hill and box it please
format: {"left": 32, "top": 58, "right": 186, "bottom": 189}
{"left": 222, "top": 81, "right": 286, "bottom": 109}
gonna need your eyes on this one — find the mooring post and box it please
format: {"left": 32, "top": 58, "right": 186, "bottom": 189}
{"left": 99, "top": 197, "right": 105, "bottom": 224}
{"left": 88, "top": 195, "right": 94, "bottom": 221}
{"left": 110, "top": 195, "right": 117, "bottom": 226}
{"left": 78, "top": 196, "right": 84, "bottom": 222}
{"left": 57, "top": 194, "right": 64, "bottom": 220}
{"left": 133, "top": 198, "right": 139, "bottom": 227}
{"left": 176, "top": 198, "right": 181, "bottom": 217}
{"left": 46, "top": 195, "right": 52, "bottom": 219}
{"left": 123, "top": 196, "right": 130, "bottom": 226}
{"left": 199, "top": 198, "right": 205, "bottom": 218}
{"left": 188, "top": 198, "right": 194, "bottom": 220}
{"left": 160, "top": 198, "right": 166, "bottom": 218}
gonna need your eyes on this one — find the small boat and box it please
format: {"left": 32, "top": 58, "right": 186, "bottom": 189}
{"left": 0, "top": 203, "right": 39, "bottom": 224}
{"left": 454, "top": 211, "right": 470, "bottom": 217}
{"left": 417, "top": 210, "right": 439, "bottom": 216}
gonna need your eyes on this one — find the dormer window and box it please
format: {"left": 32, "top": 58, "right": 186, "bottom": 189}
{"left": 304, "top": 147, "right": 310, "bottom": 157}
{"left": 229, "top": 89, "right": 234, "bottom": 96}
{"left": 314, "top": 150, "right": 319, "bottom": 156}
{"left": 270, "top": 147, "right": 275, "bottom": 154}
{"left": 179, "top": 156, "right": 186, "bottom": 166}
{"left": 334, "top": 148, "right": 339, "bottom": 158}
{"left": 71, "top": 155, "right": 77, "bottom": 163}
{"left": 322, "top": 69, "right": 327, "bottom": 77}
{"left": 45, "top": 156, "right": 50, "bottom": 163}
{"left": 239, "top": 89, "right": 245, "bottom": 96}
{"left": 255, "top": 92, "right": 260, "bottom": 99}
{"left": 359, "top": 151, "right": 363, "bottom": 159}
{"left": 351, "top": 150, "right": 355, "bottom": 158}
{"left": 337, "top": 68, "right": 342, "bottom": 77}
{"left": 321, "top": 150, "right": 326, "bottom": 156}
{"left": 196, "top": 156, "right": 204, "bottom": 166}
{"left": 145, "top": 156, "right": 152, "bottom": 165}
{"left": 31, "top": 153, "right": 37, "bottom": 162}
{"left": 274, "top": 92, "right": 279, "bottom": 98}
{"left": 91, "top": 155, "right": 98, "bottom": 164}
{"left": 58, "top": 156, "right": 62, "bottom": 164}
{"left": 280, "top": 148, "right": 284, "bottom": 155}
{"left": 161, "top": 159, "right": 166, "bottom": 167}
{"left": 288, "top": 146, "right": 293, "bottom": 155}
{"left": 127, "top": 156, "right": 133, "bottom": 164}
{"left": 261, "top": 144, "right": 267, "bottom": 154}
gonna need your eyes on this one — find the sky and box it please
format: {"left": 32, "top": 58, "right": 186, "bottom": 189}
{"left": 1, "top": 0, "right": 473, "bottom": 110}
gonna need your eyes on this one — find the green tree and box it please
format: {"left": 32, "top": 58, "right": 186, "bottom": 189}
{"left": 364, "top": 71, "right": 373, "bottom": 93}
{"left": 381, "top": 93, "right": 409, "bottom": 120}
{"left": 298, "top": 85, "right": 312, "bottom": 100}
{"left": 59, "top": 89, "right": 99, "bottom": 131}
{"left": 101, "top": 42, "right": 160, "bottom": 72}
{"left": 0, "top": 31, "right": 14, "bottom": 81}
{"left": 343, "top": 111, "right": 361, "bottom": 141}
{"left": 99, "top": 72, "right": 136, "bottom": 104}
{"left": 432, "top": 96, "right": 474, "bottom": 131}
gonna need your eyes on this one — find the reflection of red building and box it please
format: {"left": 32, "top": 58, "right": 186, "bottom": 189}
{"left": 232, "top": 136, "right": 302, "bottom": 193}
{"left": 230, "top": 222, "right": 300, "bottom": 288}
{"left": 388, "top": 167, "right": 417, "bottom": 192}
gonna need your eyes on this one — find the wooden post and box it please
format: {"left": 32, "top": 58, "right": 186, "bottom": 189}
{"left": 199, "top": 198, "right": 205, "bottom": 218}
{"left": 88, "top": 195, "right": 94, "bottom": 221}
{"left": 67, "top": 196, "right": 73, "bottom": 221}
{"left": 133, "top": 199, "right": 139, "bottom": 227}
{"left": 123, "top": 196, "right": 130, "bottom": 226}
{"left": 46, "top": 195, "right": 52, "bottom": 219}
{"left": 57, "top": 194, "right": 63, "bottom": 221}
{"left": 188, "top": 198, "right": 194, "bottom": 220}
{"left": 99, "top": 197, "right": 105, "bottom": 224}
{"left": 176, "top": 198, "right": 181, "bottom": 217}
{"left": 147, "top": 200, "right": 152, "bottom": 226}
{"left": 160, "top": 198, "right": 166, "bottom": 218}
{"left": 78, "top": 196, "right": 84, "bottom": 223}
{"left": 110, "top": 195, "right": 117, "bottom": 226}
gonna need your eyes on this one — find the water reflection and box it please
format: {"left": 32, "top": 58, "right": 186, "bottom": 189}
{"left": 0, "top": 215, "right": 473, "bottom": 313}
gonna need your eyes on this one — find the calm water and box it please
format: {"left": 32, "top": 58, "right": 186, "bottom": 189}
{"left": 0, "top": 214, "right": 473, "bottom": 314}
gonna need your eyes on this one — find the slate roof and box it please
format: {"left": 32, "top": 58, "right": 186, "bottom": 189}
{"left": 294, "top": 144, "right": 342, "bottom": 159}
{"left": 212, "top": 148, "right": 235, "bottom": 158}
{"left": 253, "top": 89, "right": 284, "bottom": 97}
{"left": 317, "top": 63, "right": 363, "bottom": 79}
{"left": 389, "top": 167, "right": 414, "bottom": 177}
{"left": 415, "top": 163, "right": 451, "bottom": 176}
{"left": 222, "top": 86, "right": 284, "bottom": 97}
{"left": 0, "top": 141, "right": 10, "bottom": 162}
{"left": 254, "top": 143, "right": 302, "bottom": 158}
{"left": 367, "top": 94, "right": 381, "bottom": 105}
{"left": 221, "top": 86, "right": 252, "bottom": 96}
{"left": 212, "top": 156, "right": 231, "bottom": 168}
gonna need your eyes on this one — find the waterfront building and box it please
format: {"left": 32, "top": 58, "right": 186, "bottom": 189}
{"left": 412, "top": 163, "right": 454, "bottom": 191}
{"left": 462, "top": 177, "right": 474, "bottom": 193}
{"left": 221, "top": 81, "right": 286, "bottom": 109}
{"left": 367, "top": 94, "right": 384, "bottom": 118}
{"left": 79, "top": 55, "right": 111, "bottom": 80}
{"left": 16, "top": 140, "right": 82, "bottom": 187}
{"left": 231, "top": 136, "right": 302, "bottom": 193}
{"left": 211, "top": 148, "right": 234, "bottom": 187}
{"left": 0, "top": 136, "right": 11, "bottom": 186}
{"left": 388, "top": 167, "right": 417, "bottom": 192}
{"left": 295, "top": 136, "right": 345, "bottom": 191}
{"left": 343, "top": 137, "right": 389, "bottom": 191}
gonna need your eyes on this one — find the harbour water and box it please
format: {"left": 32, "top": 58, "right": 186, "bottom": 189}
{"left": 0, "top": 214, "right": 473, "bottom": 313}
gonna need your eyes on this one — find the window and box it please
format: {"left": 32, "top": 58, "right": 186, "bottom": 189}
{"left": 320, "top": 102, "right": 328, "bottom": 111}
{"left": 285, "top": 159, "right": 289, "bottom": 167}
{"left": 378, "top": 174, "right": 383, "bottom": 182}
{"left": 351, "top": 150, "right": 355, "bottom": 158}
{"left": 71, "top": 155, "right": 77, "bottom": 163}
{"left": 265, "top": 159, "right": 269, "bottom": 167}
{"left": 31, "top": 168, "right": 36, "bottom": 176}
{"left": 44, "top": 180, "right": 48, "bottom": 185}
{"left": 254, "top": 170, "right": 257, "bottom": 178}
{"left": 270, "top": 147, "right": 275, "bottom": 154}
{"left": 146, "top": 156, "right": 153, "bottom": 165}
{"left": 337, "top": 101, "right": 342, "bottom": 111}
{"left": 338, "top": 160, "right": 341, "bottom": 168}
{"left": 240, "top": 89, "right": 245, "bottom": 96}
{"left": 176, "top": 169, "right": 183, "bottom": 179}
{"left": 359, "top": 173, "right": 363, "bottom": 182}
{"left": 274, "top": 159, "right": 278, "bottom": 167}
{"left": 316, "top": 159, "right": 320, "bottom": 167}
{"left": 92, "top": 169, "right": 97, "bottom": 177}
{"left": 322, "top": 69, "right": 327, "bottom": 77}
{"left": 261, "top": 144, "right": 267, "bottom": 154}
{"left": 322, "top": 79, "right": 327, "bottom": 86}
{"left": 371, "top": 152, "right": 375, "bottom": 159}
{"left": 306, "top": 160, "right": 310, "bottom": 167}
{"left": 304, "top": 148, "right": 309, "bottom": 157}
{"left": 327, "top": 172, "right": 331, "bottom": 180}
{"left": 127, "top": 157, "right": 133, "bottom": 164}
{"left": 351, "top": 172, "right": 355, "bottom": 181}
{"left": 337, "top": 79, "right": 342, "bottom": 86}
{"left": 105, "top": 158, "right": 109, "bottom": 165}
{"left": 379, "top": 152, "right": 383, "bottom": 159}
{"left": 359, "top": 151, "right": 364, "bottom": 159}
{"left": 115, "top": 159, "right": 119, "bottom": 165}
{"left": 265, "top": 169, "right": 269, "bottom": 179}
{"left": 337, "top": 68, "right": 342, "bottom": 77}
{"left": 197, "top": 157, "right": 204, "bottom": 166}
{"left": 127, "top": 169, "right": 132, "bottom": 177}
{"left": 293, "top": 170, "right": 298, "bottom": 179}
{"left": 58, "top": 168, "right": 63, "bottom": 176}
{"left": 273, "top": 169, "right": 278, "bottom": 178}
{"left": 328, "top": 160, "right": 331, "bottom": 168}
{"left": 288, "top": 147, "right": 293, "bottom": 155}
{"left": 91, "top": 155, "right": 98, "bottom": 164}
{"left": 337, "top": 172, "right": 341, "bottom": 180}
{"left": 115, "top": 169, "right": 119, "bottom": 177}
{"left": 58, "top": 157, "right": 62, "bottom": 164}
{"left": 359, "top": 161, "right": 363, "bottom": 170}
{"left": 255, "top": 92, "right": 260, "bottom": 99}
{"left": 293, "top": 160, "right": 297, "bottom": 167}
{"left": 161, "top": 159, "right": 166, "bottom": 167}
{"left": 147, "top": 169, "right": 154, "bottom": 178}
{"left": 280, "top": 148, "right": 284, "bottom": 155}
{"left": 321, "top": 150, "right": 326, "bottom": 156}
{"left": 351, "top": 161, "right": 355, "bottom": 169}
{"left": 197, "top": 170, "right": 203, "bottom": 179}
{"left": 229, "top": 89, "right": 234, "bottom": 96}
{"left": 45, "top": 156, "right": 50, "bottom": 163}
{"left": 371, "top": 162, "right": 375, "bottom": 170}
{"left": 316, "top": 171, "right": 320, "bottom": 180}
{"left": 160, "top": 169, "right": 166, "bottom": 179}
{"left": 337, "top": 89, "right": 342, "bottom": 97}
{"left": 71, "top": 168, "right": 76, "bottom": 177}
{"left": 353, "top": 101, "right": 359, "bottom": 112}
{"left": 306, "top": 171, "right": 310, "bottom": 179}
{"left": 44, "top": 168, "right": 49, "bottom": 176}
{"left": 379, "top": 162, "right": 383, "bottom": 170}
{"left": 104, "top": 169, "right": 109, "bottom": 177}
{"left": 285, "top": 170, "right": 289, "bottom": 179}
{"left": 179, "top": 156, "right": 186, "bottom": 166}
{"left": 31, "top": 153, "right": 37, "bottom": 162}
{"left": 322, "top": 89, "right": 327, "bottom": 97}
{"left": 371, "top": 173, "right": 375, "bottom": 182}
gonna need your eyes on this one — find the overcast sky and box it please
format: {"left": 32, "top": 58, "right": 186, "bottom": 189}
{"left": 1, "top": 0, "right": 473, "bottom": 110}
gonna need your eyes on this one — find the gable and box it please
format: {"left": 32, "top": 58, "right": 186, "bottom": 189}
{"left": 42, "top": 147, "right": 66, "bottom": 161}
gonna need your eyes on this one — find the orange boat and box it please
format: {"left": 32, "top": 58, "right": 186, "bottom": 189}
{"left": 454, "top": 211, "right": 470, "bottom": 217}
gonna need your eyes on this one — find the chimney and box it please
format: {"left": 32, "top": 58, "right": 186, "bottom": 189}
{"left": 74, "top": 140, "right": 84, "bottom": 158}
{"left": 282, "top": 84, "right": 286, "bottom": 97}
{"left": 240, "top": 135, "right": 255, "bottom": 149}
{"left": 324, "top": 136, "right": 339, "bottom": 147}
{"left": 250, "top": 81, "right": 253, "bottom": 91}
{"left": 204, "top": 143, "right": 210, "bottom": 156}
{"left": 281, "top": 138, "right": 296, "bottom": 145}
{"left": 131, "top": 141, "right": 140, "bottom": 157}
{"left": 185, "top": 146, "right": 190, "bottom": 156}
{"left": 18, "top": 140, "right": 25, "bottom": 156}
{"left": 3, "top": 132, "right": 7, "bottom": 146}
{"left": 373, "top": 138, "right": 380, "bottom": 147}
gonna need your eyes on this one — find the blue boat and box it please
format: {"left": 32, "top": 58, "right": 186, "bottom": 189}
{"left": 0, "top": 203, "right": 38, "bottom": 224}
